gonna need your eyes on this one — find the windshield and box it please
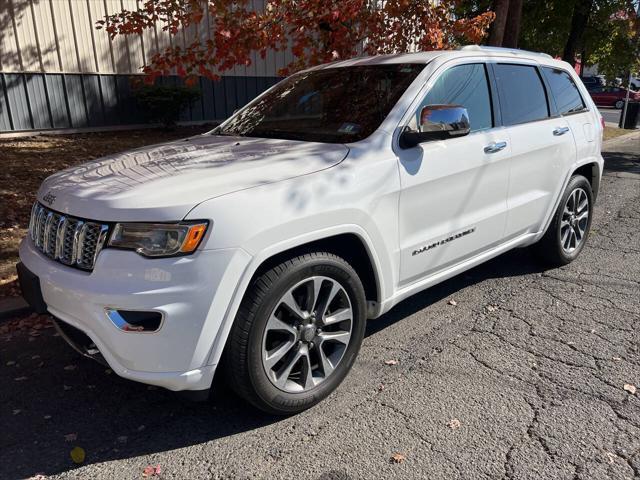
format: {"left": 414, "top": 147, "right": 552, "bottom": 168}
{"left": 214, "top": 64, "right": 424, "bottom": 143}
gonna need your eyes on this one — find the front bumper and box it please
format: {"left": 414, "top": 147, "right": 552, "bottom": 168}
{"left": 19, "top": 238, "right": 251, "bottom": 391}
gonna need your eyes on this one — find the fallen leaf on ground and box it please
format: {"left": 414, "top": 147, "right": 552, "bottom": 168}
{"left": 448, "top": 299, "right": 457, "bottom": 306}
{"left": 486, "top": 305, "right": 498, "bottom": 312}
{"left": 63, "top": 385, "right": 72, "bottom": 391}
{"left": 14, "top": 376, "right": 27, "bottom": 381}
{"left": 612, "top": 357, "right": 622, "bottom": 361}
{"left": 142, "top": 465, "right": 161, "bottom": 477}
{"left": 13, "top": 409, "right": 21, "bottom": 415}
{"left": 390, "top": 452, "right": 406, "bottom": 464}
{"left": 384, "top": 359, "right": 398, "bottom": 366}
{"left": 377, "top": 383, "right": 385, "bottom": 392}
{"left": 6, "top": 360, "right": 15, "bottom": 366}
{"left": 70, "top": 446, "right": 85, "bottom": 464}
{"left": 44, "top": 415, "right": 52, "bottom": 419}
{"left": 63, "top": 365, "right": 77, "bottom": 371}
{"left": 623, "top": 384, "right": 636, "bottom": 395}
{"left": 64, "top": 433, "right": 77, "bottom": 442}
{"left": 448, "top": 418, "right": 462, "bottom": 429}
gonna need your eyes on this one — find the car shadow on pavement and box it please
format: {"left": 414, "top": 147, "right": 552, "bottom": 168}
{"left": 366, "top": 247, "right": 545, "bottom": 338}
{"left": 601, "top": 150, "right": 640, "bottom": 176}
{"left": 0, "top": 248, "right": 547, "bottom": 480}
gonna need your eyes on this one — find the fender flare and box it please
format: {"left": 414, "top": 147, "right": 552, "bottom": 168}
{"left": 204, "top": 224, "right": 387, "bottom": 367}
{"left": 537, "top": 158, "right": 603, "bottom": 241}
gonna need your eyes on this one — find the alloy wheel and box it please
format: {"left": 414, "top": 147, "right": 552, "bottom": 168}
{"left": 261, "top": 276, "right": 353, "bottom": 393}
{"left": 560, "top": 187, "right": 590, "bottom": 254}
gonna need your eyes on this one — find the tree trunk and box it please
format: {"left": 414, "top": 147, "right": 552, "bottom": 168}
{"left": 502, "top": 0, "right": 523, "bottom": 48}
{"left": 563, "top": 0, "right": 593, "bottom": 65}
{"left": 487, "top": 0, "right": 510, "bottom": 46}
{"left": 580, "top": 47, "right": 587, "bottom": 77}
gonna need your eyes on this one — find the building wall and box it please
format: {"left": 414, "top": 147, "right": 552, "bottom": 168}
{"left": 0, "top": 0, "right": 288, "bottom": 133}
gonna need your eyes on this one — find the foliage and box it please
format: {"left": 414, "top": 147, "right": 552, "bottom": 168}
{"left": 97, "top": 0, "right": 494, "bottom": 84}
{"left": 133, "top": 85, "right": 201, "bottom": 127}
{"left": 518, "top": 0, "right": 638, "bottom": 77}
{"left": 519, "top": 0, "right": 576, "bottom": 55}
{"left": 587, "top": 4, "right": 639, "bottom": 80}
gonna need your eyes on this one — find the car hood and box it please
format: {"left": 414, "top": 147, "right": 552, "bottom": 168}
{"left": 37, "top": 135, "right": 349, "bottom": 222}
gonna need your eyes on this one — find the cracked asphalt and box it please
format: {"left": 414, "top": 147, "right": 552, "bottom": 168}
{"left": 1, "top": 133, "right": 639, "bottom": 480}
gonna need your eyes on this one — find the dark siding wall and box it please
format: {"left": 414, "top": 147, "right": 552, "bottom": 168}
{"left": 0, "top": 73, "right": 280, "bottom": 133}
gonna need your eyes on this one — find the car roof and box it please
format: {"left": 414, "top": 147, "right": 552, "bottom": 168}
{"left": 307, "top": 46, "right": 570, "bottom": 72}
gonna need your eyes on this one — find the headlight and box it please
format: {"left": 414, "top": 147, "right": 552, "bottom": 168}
{"left": 108, "top": 222, "right": 208, "bottom": 257}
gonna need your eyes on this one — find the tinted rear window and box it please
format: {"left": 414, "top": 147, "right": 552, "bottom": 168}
{"left": 494, "top": 64, "right": 549, "bottom": 125}
{"left": 543, "top": 67, "right": 586, "bottom": 115}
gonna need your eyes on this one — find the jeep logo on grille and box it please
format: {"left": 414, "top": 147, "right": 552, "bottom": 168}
{"left": 42, "top": 192, "right": 56, "bottom": 206}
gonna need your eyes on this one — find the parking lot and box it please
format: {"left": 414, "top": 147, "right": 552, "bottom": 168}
{"left": 1, "top": 132, "right": 639, "bottom": 480}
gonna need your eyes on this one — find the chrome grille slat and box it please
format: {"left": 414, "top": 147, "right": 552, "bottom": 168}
{"left": 72, "top": 221, "right": 85, "bottom": 265}
{"left": 28, "top": 202, "right": 109, "bottom": 271}
{"left": 35, "top": 207, "right": 47, "bottom": 247}
{"left": 54, "top": 216, "right": 67, "bottom": 260}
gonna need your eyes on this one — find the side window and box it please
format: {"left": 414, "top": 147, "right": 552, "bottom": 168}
{"left": 407, "top": 63, "right": 493, "bottom": 133}
{"left": 494, "top": 64, "right": 549, "bottom": 125}
{"left": 542, "top": 67, "right": 586, "bottom": 115}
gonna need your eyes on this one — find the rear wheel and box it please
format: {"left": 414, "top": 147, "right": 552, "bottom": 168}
{"left": 223, "top": 252, "right": 367, "bottom": 415}
{"left": 533, "top": 175, "right": 593, "bottom": 267}
{"left": 615, "top": 99, "right": 624, "bottom": 109}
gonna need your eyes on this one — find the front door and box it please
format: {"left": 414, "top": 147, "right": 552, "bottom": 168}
{"left": 397, "top": 62, "right": 511, "bottom": 286}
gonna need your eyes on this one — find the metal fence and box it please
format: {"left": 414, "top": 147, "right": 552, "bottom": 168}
{"left": 0, "top": 0, "right": 289, "bottom": 133}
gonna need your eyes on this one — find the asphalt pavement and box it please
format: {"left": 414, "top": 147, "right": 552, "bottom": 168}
{"left": 1, "top": 132, "right": 639, "bottom": 480}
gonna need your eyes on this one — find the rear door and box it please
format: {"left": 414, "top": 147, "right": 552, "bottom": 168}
{"left": 492, "top": 63, "right": 577, "bottom": 237}
{"left": 541, "top": 66, "right": 597, "bottom": 167}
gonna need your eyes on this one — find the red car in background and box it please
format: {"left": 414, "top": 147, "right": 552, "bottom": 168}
{"left": 587, "top": 86, "right": 640, "bottom": 109}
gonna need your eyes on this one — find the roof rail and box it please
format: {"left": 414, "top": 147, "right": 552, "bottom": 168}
{"left": 459, "top": 45, "right": 553, "bottom": 59}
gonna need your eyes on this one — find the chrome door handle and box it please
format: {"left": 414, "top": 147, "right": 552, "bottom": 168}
{"left": 484, "top": 141, "right": 507, "bottom": 154}
{"left": 553, "top": 126, "right": 570, "bottom": 136}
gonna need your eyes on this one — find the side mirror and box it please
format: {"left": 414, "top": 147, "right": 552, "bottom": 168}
{"left": 400, "top": 104, "right": 471, "bottom": 149}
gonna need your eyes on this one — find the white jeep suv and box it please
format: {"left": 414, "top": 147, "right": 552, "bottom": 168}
{"left": 18, "top": 46, "right": 604, "bottom": 414}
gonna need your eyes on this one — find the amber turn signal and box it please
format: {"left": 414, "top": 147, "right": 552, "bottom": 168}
{"left": 180, "top": 223, "right": 207, "bottom": 253}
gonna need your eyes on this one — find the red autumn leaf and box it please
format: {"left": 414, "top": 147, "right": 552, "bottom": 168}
{"left": 97, "top": 0, "right": 495, "bottom": 84}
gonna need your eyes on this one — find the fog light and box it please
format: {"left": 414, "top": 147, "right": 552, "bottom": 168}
{"left": 106, "top": 309, "right": 163, "bottom": 332}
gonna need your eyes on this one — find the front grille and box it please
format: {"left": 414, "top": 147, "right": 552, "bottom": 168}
{"left": 28, "top": 202, "right": 109, "bottom": 271}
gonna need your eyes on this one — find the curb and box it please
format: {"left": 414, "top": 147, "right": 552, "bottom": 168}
{"left": 0, "top": 296, "right": 32, "bottom": 321}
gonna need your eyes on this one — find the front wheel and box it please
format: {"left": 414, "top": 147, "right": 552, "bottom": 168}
{"left": 223, "top": 252, "right": 367, "bottom": 415}
{"left": 615, "top": 99, "right": 624, "bottom": 109}
{"left": 533, "top": 175, "right": 593, "bottom": 267}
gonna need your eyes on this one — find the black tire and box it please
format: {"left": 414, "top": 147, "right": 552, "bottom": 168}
{"left": 615, "top": 100, "right": 624, "bottom": 109}
{"left": 533, "top": 174, "right": 593, "bottom": 267}
{"left": 223, "top": 252, "right": 367, "bottom": 415}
